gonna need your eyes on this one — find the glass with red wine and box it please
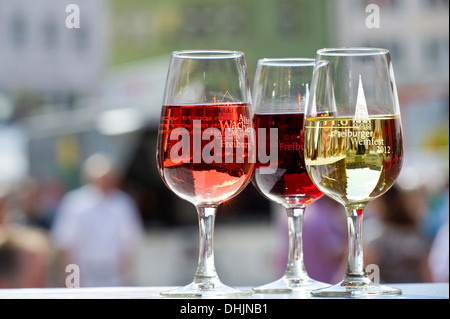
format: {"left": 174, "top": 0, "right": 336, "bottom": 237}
{"left": 251, "top": 58, "right": 328, "bottom": 294}
{"left": 157, "top": 50, "right": 255, "bottom": 297}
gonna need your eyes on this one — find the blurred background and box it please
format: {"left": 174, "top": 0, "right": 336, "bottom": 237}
{"left": 0, "top": 0, "right": 448, "bottom": 288}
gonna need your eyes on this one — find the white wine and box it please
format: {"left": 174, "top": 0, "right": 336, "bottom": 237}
{"left": 305, "top": 115, "right": 403, "bottom": 205}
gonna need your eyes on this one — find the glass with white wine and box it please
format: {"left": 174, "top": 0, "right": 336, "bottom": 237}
{"left": 304, "top": 48, "right": 403, "bottom": 297}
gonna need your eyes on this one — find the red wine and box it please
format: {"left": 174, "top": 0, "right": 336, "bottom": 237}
{"left": 253, "top": 112, "right": 322, "bottom": 207}
{"left": 157, "top": 103, "right": 254, "bottom": 205}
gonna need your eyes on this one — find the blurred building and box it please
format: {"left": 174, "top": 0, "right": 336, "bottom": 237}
{"left": 108, "top": 0, "right": 332, "bottom": 70}
{"left": 332, "top": 0, "right": 449, "bottom": 85}
{"left": 0, "top": 0, "right": 108, "bottom": 225}
{"left": 0, "top": 0, "right": 107, "bottom": 183}
{"left": 0, "top": 0, "right": 106, "bottom": 109}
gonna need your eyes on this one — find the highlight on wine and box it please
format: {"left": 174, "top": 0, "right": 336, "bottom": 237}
{"left": 159, "top": 104, "right": 279, "bottom": 174}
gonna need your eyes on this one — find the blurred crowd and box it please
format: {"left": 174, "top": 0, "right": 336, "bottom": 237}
{"left": 0, "top": 153, "right": 449, "bottom": 288}
{"left": 0, "top": 153, "right": 145, "bottom": 288}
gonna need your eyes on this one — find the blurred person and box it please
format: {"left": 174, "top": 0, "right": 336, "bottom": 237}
{"left": 0, "top": 227, "right": 53, "bottom": 288}
{"left": 50, "top": 153, "right": 145, "bottom": 287}
{"left": 364, "top": 184, "right": 432, "bottom": 283}
{"left": 274, "top": 196, "right": 348, "bottom": 284}
{"left": 0, "top": 184, "right": 13, "bottom": 225}
{"left": 428, "top": 189, "right": 449, "bottom": 282}
{"left": 0, "top": 232, "right": 21, "bottom": 288}
{"left": 428, "top": 221, "right": 449, "bottom": 282}
{"left": 302, "top": 196, "right": 348, "bottom": 284}
{"left": 420, "top": 171, "right": 449, "bottom": 239}
{"left": 14, "top": 177, "right": 53, "bottom": 230}
{"left": 0, "top": 185, "right": 53, "bottom": 288}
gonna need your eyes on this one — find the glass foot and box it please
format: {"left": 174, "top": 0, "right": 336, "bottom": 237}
{"left": 311, "top": 276, "right": 402, "bottom": 297}
{"left": 252, "top": 276, "right": 329, "bottom": 294}
{"left": 161, "top": 281, "right": 253, "bottom": 298}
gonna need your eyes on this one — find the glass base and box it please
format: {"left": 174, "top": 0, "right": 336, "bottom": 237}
{"left": 311, "top": 276, "right": 402, "bottom": 298}
{"left": 252, "top": 275, "right": 329, "bottom": 294}
{"left": 161, "top": 281, "right": 253, "bottom": 298}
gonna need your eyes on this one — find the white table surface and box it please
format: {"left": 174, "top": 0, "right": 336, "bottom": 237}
{"left": 0, "top": 283, "right": 447, "bottom": 299}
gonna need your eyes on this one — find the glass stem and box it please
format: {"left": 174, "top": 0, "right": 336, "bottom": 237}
{"left": 284, "top": 207, "right": 309, "bottom": 279}
{"left": 344, "top": 205, "right": 367, "bottom": 280}
{"left": 194, "top": 205, "right": 219, "bottom": 284}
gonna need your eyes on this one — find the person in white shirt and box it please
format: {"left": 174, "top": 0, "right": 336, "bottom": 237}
{"left": 51, "top": 153, "right": 145, "bottom": 287}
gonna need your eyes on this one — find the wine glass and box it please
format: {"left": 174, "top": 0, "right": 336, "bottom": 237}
{"left": 156, "top": 50, "right": 255, "bottom": 297}
{"left": 251, "top": 58, "right": 328, "bottom": 294}
{"left": 304, "top": 48, "right": 404, "bottom": 297}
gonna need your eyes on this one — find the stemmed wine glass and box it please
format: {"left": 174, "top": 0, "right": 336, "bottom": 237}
{"left": 251, "top": 58, "right": 328, "bottom": 294}
{"left": 156, "top": 50, "right": 255, "bottom": 297}
{"left": 304, "top": 48, "right": 404, "bottom": 297}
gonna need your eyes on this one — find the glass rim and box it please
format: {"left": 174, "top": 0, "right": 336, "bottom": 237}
{"left": 317, "top": 47, "right": 390, "bottom": 57}
{"left": 258, "top": 57, "right": 315, "bottom": 67}
{"left": 172, "top": 50, "right": 244, "bottom": 59}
